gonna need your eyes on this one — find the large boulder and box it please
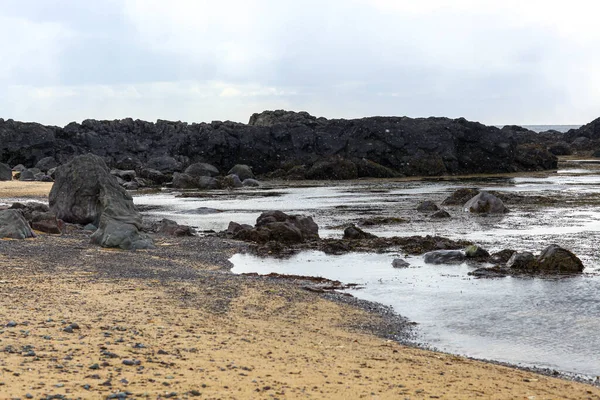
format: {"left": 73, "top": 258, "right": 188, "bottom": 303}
{"left": 18, "top": 169, "right": 36, "bottom": 181}
{"left": 0, "top": 163, "right": 11, "bottom": 181}
{"left": 506, "top": 251, "right": 537, "bottom": 270}
{"left": 185, "top": 162, "right": 220, "bottom": 178}
{"left": 0, "top": 210, "right": 35, "bottom": 239}
{"left": 49, "top": 154, "right": 153, "bottom": 250}
{"left": 537, "top": 244, "right": 584, "bottom": 273}
{"left": 464, "top": 191, "right": 508, "bottom": 214}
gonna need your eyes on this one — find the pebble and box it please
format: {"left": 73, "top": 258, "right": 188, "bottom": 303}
{"left": 89, "top": 363, "right": 100, "bottom": 370}
{"left": 122, "top": 359, "right": 141, "bottom": 366}
{"left": 6, "top": 321, "right": 17, "bottom": 328}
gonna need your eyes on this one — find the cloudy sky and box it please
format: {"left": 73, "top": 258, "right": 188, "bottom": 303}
{"left": 1, "top": 0, "right": 598, "bottom": 126}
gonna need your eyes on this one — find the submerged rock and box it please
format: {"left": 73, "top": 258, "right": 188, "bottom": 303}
{"left": 392, "top": 258, "right": 410, "bottom": 268}
{"left": 423, "top": 250, "right": 466, "bottom": 264}
{"left": 464, "top": 191, "right": 508, "bottom": 214}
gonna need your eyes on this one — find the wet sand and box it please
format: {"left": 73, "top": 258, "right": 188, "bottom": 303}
{"left": 1, "top": 181, "right": 600, "bottom": 399}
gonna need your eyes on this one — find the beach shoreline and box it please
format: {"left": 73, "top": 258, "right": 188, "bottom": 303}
{"left": 1, "top": 181, "right": 599, "bottom": 399}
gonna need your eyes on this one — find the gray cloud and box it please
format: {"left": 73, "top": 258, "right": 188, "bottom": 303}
{"left": 0, "top": 0, "right": 597, "bottom": 125}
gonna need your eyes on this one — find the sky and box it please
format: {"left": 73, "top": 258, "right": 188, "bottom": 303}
{"left": 1, "top": 0, "right": 599, "bottom": 126}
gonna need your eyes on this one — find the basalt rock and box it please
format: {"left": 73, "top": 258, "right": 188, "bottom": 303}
{"left": 416, "top": 201, "right": 439, "bottom": 213}
{"left": 343, "top": 225, "right": 377, "bottom": 240}
{"left": 228, "top": 164, "right": 254, "bottom": 181}
{"left": 49, "top": 154, "right": 153, "bottom": 250}
{"left": 442, "top": 188, "right": 480, "bottom": 205}
{"left": 0, "top": 111, "right": 559, "bottom": 180}
{"left": 0, "top": 209, "right": 35, "bottom": 239}
{"left": 536, "top": 244, "right": 584, "bottom": 273}
{"left": 228, "top": 211, "right": 319, "bottom": 244}
{"left": 185, "top": 162, "right": 220, "bottom": 178}
{"left": 423, "top": 250, "right": 466, "bottom": 264}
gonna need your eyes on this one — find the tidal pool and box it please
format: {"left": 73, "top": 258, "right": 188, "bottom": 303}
{"left": 135, "top": 165, "right": 600, "bottom": 377}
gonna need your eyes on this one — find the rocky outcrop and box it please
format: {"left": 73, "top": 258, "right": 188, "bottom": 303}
{"left": 226, "top": 211, "right": 319, "bottom": 244}
{"left": 0, "top": 111, "right": 559, "bottom": 179}
{"left": 0, "top": 210, "right": 35, "bottom": 239}
{"left": 49, "top": 154, "right": 153, "bottom": 250}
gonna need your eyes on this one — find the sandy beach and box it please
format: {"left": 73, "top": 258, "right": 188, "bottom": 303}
{"left": 1, "top": 180, "right": 600, "bottom": 399}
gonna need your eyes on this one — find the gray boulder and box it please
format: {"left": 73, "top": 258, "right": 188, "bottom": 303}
{"left": 11, "top": 164, "right": 25, "bottom": 172}
{"left": 172, "top": 172, "right": 198, "bottom": 189}
{"left": 156, "top": 219, "right": 195, "bottom": 237}
{"left": 442, "top": 188, "right": 479, "bottom": 205}
{"left": 231, "top": 211, "right": 319, "bottom": 244}
{"left": 537, "top": 244, "right": 584, "bottom": 273}
{"left": 35, "top": 156, "right": 58, "bottom": 172}
{"left": 464, "top": 191, "right": 508, "bottom": 214}
{"left": 392, "top": 258, "right": 410, "bottom": 268}
{"left": 305, "top": 158, "right": 358, "bottom": 180}
{"left": 430, "top": 210, "right": 451, "bottom": 219}
{"left": 0, "top": 163, "right": 11, "bottom": 181}
{"left": 139, "top": 168, "right": 170, "bottom": 185}
{"left": 506, "top": 251, "right": 537, "bottom": 270}
{"left": 424, "top": 250, "right": 466, "bottom": 264}
{"left": 464, "top": 245, "right": 490, "bottom": 258}
{"left": 49, "top": 154, "right": 153, "bottom": 250}
{"left": 185, "top": 162, "right": 219, "bottom": 178}
{"left": 0, "top": 210, "right": 35, "bottom": 239}
{"left": 221, "top": 174, "right": 243, "bottom": 188}
{"left": 197, "top": 176, "right": 220, "bottom": 190}
{"left": 228, "top": 164, "right": 254, "bottom": 181}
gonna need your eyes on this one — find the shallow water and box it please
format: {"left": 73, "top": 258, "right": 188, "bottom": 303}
{"left": 230, "top": 251, "right": 600, "bottom": 376}
{"left": 134, "top": 166, "right": 600, "bottom": 376}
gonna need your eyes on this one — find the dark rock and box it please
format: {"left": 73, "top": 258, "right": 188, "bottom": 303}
{"left": 0, "top": 111, "right": 560, "bottom": 179}
{"left": 35, "top": 156, "right": 58, "bottom": 172}
{"left": 442, "top": 188, "right": 479, "bottom": 205}
{"left": 506, "top": 251, "right": 537, "bottom": 270}
{"left": 430, "top": 210, "right": 451, "bottom": 219}
{"left": 537, "top": 244, "right": 584, "bottom": 273}
{"left": 392, "top": 258, "right": 410, "bottom": 268}
{"left": 0, "top": 163, "right": 11, "bottom": 181}
{"left": 464, "top": 191, "right": 508, "bottom": 214}
{"left": 358, "top": 216, "right": 407, "bottom": 226}
{"left": 468, "top": 266, "right": 509, "bottom": 278}
{"left": 49, "top": 154, "right": 153, "bottom": 250}
{"left": 228, "top": 164, "right": 254, "bottom": 181}
{"left": 343, "top": 225, "right": 377, "bottom": 240}
{"left": 416, "top": 201, "right": 439, "bottom": 213}
{"left": 122, "top": 181, "right": 139, "bottom": 190}
{"left": 515, "top": 144, "right": 557, "bottom": 171}
{"left": 11, "top": 164, "right": 25, "bottom": 172}
{"left": 231, "top": 211, "right": 319, "bottom": 244}
{"left": 197, "top": 176, "right": 220, "bottom": 190}
{"left": 37, "top": 174, "right": 53, "bottom": 182}
{"left": 548, "top": 142, "right": 572, "bottom": 156}
{"left": 9, "top": 202, "right": 49, "bottom": 221}
{"left": 145, "top": 156, "right": 182, "bottom": 174}
{"left": 30, "top": 212, "right": 62, "bottom": 234}
{"left": 221, "top": 174, "right": 243, "bottom": 188}
{"left": 423, "top": 250, "right": 466, "bottom": 264}
{"left": 185, "top": 162, "right": 219, "bottom": 178}
{"left": 490, "top": 249, "right": 515, "bottom": 264}
{"left": 242, "top": 178, "right": 260, "bottom": 187}
{"left": 353, "top": 158, "right": 398, "bottom": 178}
{"left": 0, "top": 210, "right": 35, "bottom": 239}
{"left": 111, "top": 169, "right": 136, "bottom": 182}
{"left": 464, "top": 245, "right": 490, "bottom": 258}
{"left": 138, "top": 168, "right": 170, "bottom": 185}
{"left": 306, "top": 158, "right": 358, "bottom": 180}
{"left": 172, "top": 172, "right": 198, "bottom": 189}
{"left": 18, "top": 169, "right": 36, "bottom": 181}
{"left": 115, "top": 156, "right": 142, "bottom": 171}
{"left": 157, "top": 219, "right": 195, "bottom": 237}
